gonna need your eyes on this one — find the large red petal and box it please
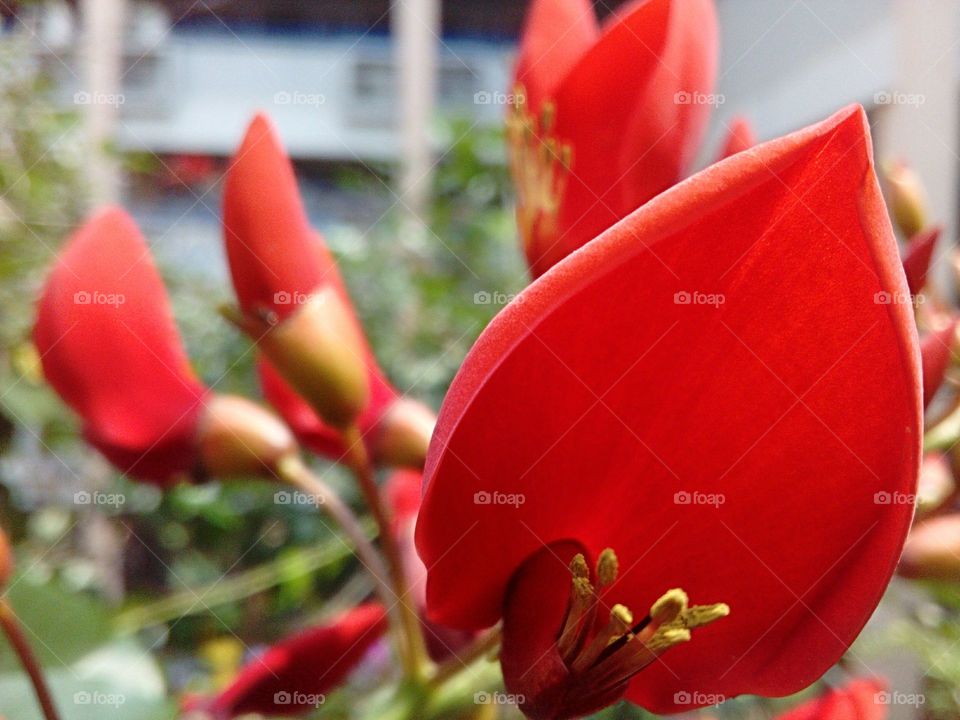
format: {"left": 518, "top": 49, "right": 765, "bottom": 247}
{"left": 775, "top": 678, "right": 888, "bottom": 720}
{"left": 513, "top": 0, "right": 598, "bottom": 114}
{"left": 527, "top": 0, "right": 717, "bottom": 275}
{"left": 223, "top": 113, "right": 331, "bottom": 320}
{"left": 34, "top": 208, "right": 207, "bottom": 485}
{"left": 196, "top": 604, "right": 387, "bottom": 718}
{"left": 417, "top": 106, "right": 920, "bottom": 711}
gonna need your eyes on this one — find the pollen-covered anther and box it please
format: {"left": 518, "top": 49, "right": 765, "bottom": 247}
{"left": 558, "top": 549, "right": 730, "bottom": 698}
{"left": 506, "top": 84, "right": 573, "bottom": 250}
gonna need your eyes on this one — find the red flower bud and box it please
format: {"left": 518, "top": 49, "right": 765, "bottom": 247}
{"left": 883, "top": 159, "right": 928, "bottom": 238}
{"left": 902, "top": 225, "right": 941, "bottom": 296}
{"left": 35, "top": 208, "right": 299, "bottom": 485}
{"left": 920, "top": 318, "right": 957, "bottom": 409}
{"left": 184, "top": 604, "right": 387, "bottom": 719}
{"left": 717, "top": 116, "right": 757, "bottom": 159}
{"left": 223, "top": 114, "right": 370, "bottom": 429}
{"left": 774, "top": 677, "right": 888, "bottom": 720}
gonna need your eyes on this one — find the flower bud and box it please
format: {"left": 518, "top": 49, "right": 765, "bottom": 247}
{"left": 918, "top": 452, "right": 955, "bottom": 516}
{"left": 884, "top": 159, "right": 928, "bottom": 238}
{"left": 371, "top": 397, "right": 436, "bottom": 469}
{"left": 198, "top": 394, "right": 298, "bottom": 478}
{"left": 0, "top": 528, "right": 11, "bottom": 588}
{"left": 899, "top": 515, "right": 960, "bottom": 580}
{"left": 226, "top": 285, "right": 370, "bottom": 430}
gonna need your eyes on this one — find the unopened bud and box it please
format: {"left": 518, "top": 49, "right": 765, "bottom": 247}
{"left": 0, "top": 528, "right": 11, "bottom": 588}
{"left": 899, "top": 515, "right": 960, "bottom": 581}
{"left": 918, "top": 453, "right": 955, "bottom": 516}
{"left": 198, "top": 394, "right": 298, "bottom": 478}
{"left": 884, "top": 160, "right": 928, "bottom": 238}
{"left": 223, "top": 286, "right": 369, "bottom": 430}
{"left": 370, "top": 397, "right": 436, "bottom": 469}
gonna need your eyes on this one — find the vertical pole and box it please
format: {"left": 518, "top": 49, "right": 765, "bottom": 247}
{"left": 79, "top": 0, "right": 126, "bottom": 206}
{"left": 392, "top": 0, "right": 441, "bottom": 232}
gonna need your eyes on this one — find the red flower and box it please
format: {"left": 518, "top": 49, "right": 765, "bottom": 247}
{"left": 774, "top": 678, "right": 887, "bottom": 720}
{"left": 185, "top": 604, "right": 387, "bottom": 719}
{"left": 509, "top": 0, "right": 718, "bottom": 276}
{"left": 34, "top": 208, "right": 208, "bottom": 485}
{"left": 225, "top": 114, "right": 434, "bottom": 466}
{"left": 416, "top": 107, "right": 920, "bottom": 718}
{"left": 902, "top": 225, "right": 940, "bottom": 296}
{"left": 35, "top": 208, "right": 297, "bottom": 486}
{"left": 718, "top": 116, "right": 757, "bottom": 159}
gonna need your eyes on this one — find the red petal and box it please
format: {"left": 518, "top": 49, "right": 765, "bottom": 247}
{"left": 718, "top": 116, "right": 758, "bottom": 160}
{"left": 775, "top": 678, "right": 888, "bottom": 720}
{"left": 526, "top": 0, "right": 718, "bottom": 275}
{"left": 920, "top": 319, "right": 957, "bottom": 409}
{"left": 514, "top": 0, "right": 599, "bottom": 113}
{"left": 902, "top": 225, "right": 941, "bottom": 296}
{"left": 33, "top": 208, "right": 207, "bottom": 485}
{"left": 197, "top": 604, "right": 387, "bottom": 718}
{"left": 417, "top": 106, "right": 920, "bottom": 712}
{"left": 223, "top": 113, "right": 333, "bottom": 320}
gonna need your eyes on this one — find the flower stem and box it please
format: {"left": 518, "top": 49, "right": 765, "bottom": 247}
{"left": 0, "top": 598, "right": 60, "bottom": 720}
{"left": 430, "top": 626, "right": 502, "bottom": 687}
{"left": 341, "top": 425, "right": 430, "bottom": 683}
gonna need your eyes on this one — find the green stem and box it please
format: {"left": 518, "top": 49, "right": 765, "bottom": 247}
{"left": 341, "top": 425, "right": 431, "bottom": 683}
{"left": 430, "top": 626, "right": 502, "bottom": 687}
{"left": 0, "top": 599, "right": 60, "bottom": 720}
